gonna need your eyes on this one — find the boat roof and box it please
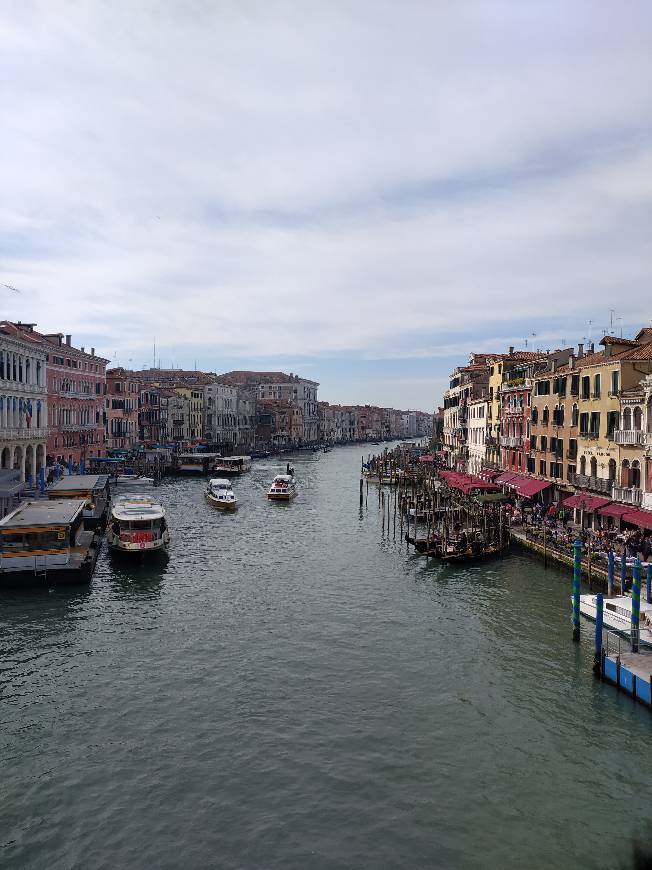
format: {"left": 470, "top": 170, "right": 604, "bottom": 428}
{"left": 111, "top": 496, "right": 165, "bottom": 520}
{"left": 273, "top": 474, "right": 293, "bottom": 482}
{"left": 178, "top": 453, "right": 221, "bottom": 459}
{"left": 0, "top": 498, "right": 86, "bottom": 528}
{"left": 48, "top": 474, "right": 109, "bottom": 492}
{"left": 218, "top": 455, "right": 251, "bottom": 462}
{"left": 209, "top": 478, "right": 232, "bottom": 487}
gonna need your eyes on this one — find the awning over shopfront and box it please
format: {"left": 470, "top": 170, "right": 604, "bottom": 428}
{"left": 563, "top": 494, "right": 611, "bottom": 513}
{"left": 508, "top": 475, "right": 552, "bottom": 498}
{"left": 439, "top": 470, "right": 500, "bottom": 494}
{"left": 598, "top": 503, "right": 631, "bottom": 518}
{"left": 494, "top": 472, "right": 517, "bottom": 485}
{"left": 621, "top": 509, "right": 652, "bottom": 530}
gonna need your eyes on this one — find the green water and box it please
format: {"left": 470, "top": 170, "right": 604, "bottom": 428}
{"left": 1, "top": 445, "right": 650, "bottom": 869}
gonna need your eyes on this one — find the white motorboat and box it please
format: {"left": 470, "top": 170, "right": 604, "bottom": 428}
{"left": 205, "top": 478, "right": 238, "bottom": 511}
{"left": 579, "top": 594, "right": 652, "bottom": 648}
{"left": 267, "top": 474, "right": 297, "bottom": 501}
{"left": 108, "top": 495, "right": 170, "bottom": 555}
{"left": 114, "top": 474, "right": 155, "bottom": 487}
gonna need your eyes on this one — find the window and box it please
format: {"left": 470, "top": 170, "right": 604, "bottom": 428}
{"left": 531, "top": 407, "right": 538, "bottom": 424}
{"left": 611, "top": 370, "right": 619, "bottom": 395}
{"left": 579, "top": 412, "right": 589, "bottom": 435}
{"left": 530, "top": 434, "right": 537, "bottom": 450}
{"left": 527, "top": 457, "right": 535, "bottom": 473}
{"left": 571, "top": 404, "right": 579, "bottom": 427}
{"left": 567, "top": 464, "right": 576, "bottom": 480}
{"left": 542, "top": 406, "right": 549, "bottom": 425}
{"left": 589, "top": 412, "right": 600, "bottom": 436}
{"left": 539, "top": 460, "right": 547, "bottom": 476}
{"left": 581, "top": 376, "right": 590, "bottom": 399}
{"left": 568, "top": 439, "right": 577, "bottom": 460}
{"left": 593, "top": 373, "right": 601, "bottom": 398}
{"left": 540, "top": 435, "right": 548, "bottom": 452}
{"left": 606, "top": 411, "right": 619, "bottom": 438}
{"left": 558, "top": 377, "right": 567, "bottom": 397}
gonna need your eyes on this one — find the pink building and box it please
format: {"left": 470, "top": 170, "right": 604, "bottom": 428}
{"left": 106, "top": 368, "right": 142, "bottom": 450}
{"left": 4, "top": 325, "right": 107, "bottom": 467}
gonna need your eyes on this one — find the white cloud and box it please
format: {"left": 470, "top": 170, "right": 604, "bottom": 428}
{"left": 0, "top": 1, "right": 650, "bottom": 406}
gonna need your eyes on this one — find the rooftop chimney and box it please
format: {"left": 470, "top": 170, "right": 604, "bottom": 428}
{"left": 91, "top": 347, "right": 95, "bottom": 356}
{"left": 577, "top": 343, "right": 584, "bottom": 358}
{"left": 508, "top": 346, "right": 514, "bottom": 355}
{"left": 569, "top": 355, "right": 575, "bottom": 370}
{"left": 65, "top": 334, "right": 71, "bottom": 346}
{"left": 80, "top": 347, "right": 85, "bottom": 353}
{"left": 590, "top": 342, "right": 595, "bottom": 353}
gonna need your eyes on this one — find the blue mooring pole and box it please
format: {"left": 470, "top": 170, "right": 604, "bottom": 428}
{"left": 631, "top": 559, "right": 641, "bottom": 654}
{"left": 39, "top": 466, "right": 45, "bottom": 495}
{"left": 593, "top": 592, "right": 604, "bottom": 675}
{"left": 620, "top": 550, "right": 627, "bottom": 594}
{"left": 607, "top": 550, "right": 615, "bottom": 597}
{"left": 572, "top": 539, "right": 582, "bottom": 643}
{"left": 647, "top": 564, "right": 652, "bottom": 606}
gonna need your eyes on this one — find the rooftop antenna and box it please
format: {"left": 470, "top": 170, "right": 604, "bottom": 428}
{"left": 1, "top": 282, "right": 21, "bottom": 294}
{"left": 153, "top": 338, "right": 156, "bottom": 370}
{"left": 610, "top": 309, "right": 616, "bottom": 334}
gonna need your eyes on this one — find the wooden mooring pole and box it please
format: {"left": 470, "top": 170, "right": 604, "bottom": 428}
{"left": 572, "top": 538, "right": 582, "bottom": 643}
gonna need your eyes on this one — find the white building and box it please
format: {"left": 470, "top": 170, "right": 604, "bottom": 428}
{"left": 0, "top": 323, "right": 49, "bottom": 483}
{"left": 204, "top": 382, "right": 238, "bottom": 448}
{"left": 467, "top": 398, "right": 488, "bottom": 474}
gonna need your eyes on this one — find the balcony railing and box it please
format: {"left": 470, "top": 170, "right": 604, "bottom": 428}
{"left": 0, "top": 426, "right": 50, "bottom": 439}
{"left": 0, "top": 380, "right": 47, "bottom": 395}
{"left": 57, "top": 390, "right": 97, "bottom": 400}
{"left": 612, "top": 485, "right": 643, "bottom": 506}
{"left": 614, "top": 429, "right": 645, "bottom": 446}
{"left": 568, "top": 473, "right": 612, "bottom": 495}
{"left": 60, "top": 423, "right": 98, "bottom": 432}
{"left": 500, "top": 436, "right": 523, "bottom": 448}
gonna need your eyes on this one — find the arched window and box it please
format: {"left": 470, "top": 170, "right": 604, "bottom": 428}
{"left": 648, "top": 396, "right": 652, "bottom": 433}
{"left": 542, "top": 406, "right": 549, "bottom": 425}
{"left": 608, "top": 458, "right": 617, "bottom": 481}
{"left": 531, "top": 407, "right": 538, "bottom": 424}
{"left": 633, "top": 406, "right": 642, "bottom": 431}
{"left": 632, "top": 460, "right": 641, "bottom": 488}
{"left": 623, "top": 407, "right": 632, "bottom": 429}
{"left": 590, "top": 457, "right": 597, "bottom": 478}
{"left": 572, "top": 403, "right": 579, "bottom": 427}
{"left": 580, "top": 455, "right": 586, "bottom": 476}
{"left": 593, "top": 373, "right": 601, "bottom": 397}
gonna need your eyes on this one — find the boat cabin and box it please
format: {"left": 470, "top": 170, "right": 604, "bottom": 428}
{"left": 109, "top": 496, "right": 169, "bottom": 552}
{"left": 213, "top": 455, "right": 252, "bottom": 474}
{"left": 175, "top": 453, "right": 221, "bottom": 474}
{"left": 0, "top": 499, "right": 100, "bottom": 585}
{"left": 46, "top": 474, "right": 110, "bottom": 528}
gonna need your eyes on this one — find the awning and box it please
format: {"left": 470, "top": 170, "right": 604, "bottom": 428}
{"left": 494, "top": 472, "right": 518, "bottom": 485}
{"left": 598, "top": 503, "right": 631, "bottom": 518}
{"left": 563, "top": 494, "right": 611, "bottom": 512}
{"left": 621, "top": 509, "right": 652, "bottom": 530}
{"left": 418, "top": 455, "right": 435, "bottom": 463}
{"left": 509, "top": 476, "right": 552, "bottom": 498}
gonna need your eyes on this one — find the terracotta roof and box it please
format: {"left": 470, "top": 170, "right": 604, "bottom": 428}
{"left": 218, "top": 370, "right": 318, "bottom": 386}
{"left": 601, "top": 335, "right": 639, "bottom": 346}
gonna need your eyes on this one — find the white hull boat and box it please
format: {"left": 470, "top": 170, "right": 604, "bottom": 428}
{"left": 267, "top": 474, "right": 297, "bottom": 501}
{"left": 114, "top": 474, "right": 154, "bottom": 487}
{"left": 205, "top": 478, "right": 238, "bottom": 511}
{"left": 108, "top": 495, "right": 170, "bottom": 555}
{"left": 579, "top": 594, "right": 652, "bottom": 648}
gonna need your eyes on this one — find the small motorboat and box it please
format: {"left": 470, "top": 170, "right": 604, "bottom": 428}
{"left": 108, "top": 495, "right": 170, "bottom": 555}
{"left": 267, "top": 474, "right": 297, "bottom": 501}
{"left": 205, "top": 478, "right": 238, "bottom": 511}
{"left": 579, "top": 594, "right": 652, "bottom": 648}
{"left": 114, "top": 474, "right": 155, "bottom": 487}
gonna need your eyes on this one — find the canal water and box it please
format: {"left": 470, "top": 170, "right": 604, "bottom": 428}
{"left": 1, "top": 444, "right": 650, "bottom": 869}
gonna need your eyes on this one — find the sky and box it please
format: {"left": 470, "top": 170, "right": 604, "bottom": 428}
{"left": 1, "top": 1, "right": 651, "bottom": 411}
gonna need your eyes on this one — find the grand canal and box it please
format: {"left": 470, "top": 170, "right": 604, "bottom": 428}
{"left": 1, "top": 444, "right": 650, "bottom": 869}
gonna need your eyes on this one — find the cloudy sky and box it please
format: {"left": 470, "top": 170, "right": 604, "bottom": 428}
{"left": 1, "top": 1, "right": 650, "bottom": 410}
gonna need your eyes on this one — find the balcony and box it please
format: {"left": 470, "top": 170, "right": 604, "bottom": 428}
{"left": 614, "top": 429, "right": 645, "bottom": 446}
{"left": 484, "top": 435, "right": 498, "bottom": 447}
{"left": 612, "top": 485, "right": 643, "bottom": 506}
{"left": 568, "top": 473, "right": 612, "bottom": 495}
{"left": 502, "top": 406, "right": 523, "bottom": 416}
{"left": 57, "top": 390, "right": 97, "bottom": 400}
{"left": 500, "top": 436, "right": 523, "bottom": 448}
{"left": 0, "top": 380, "right": 47, "bottom": 395}
{"left": 0, "top": 426, "right": 50, "bottom": 439}
{"left": 60, "top": 423, "right": 98, "bottom": 432}
{"left": 565, "top": 449, "right": 578, "bottom": 460}
{"left": 579, "top": 431, "right": 599, "bottom": 440}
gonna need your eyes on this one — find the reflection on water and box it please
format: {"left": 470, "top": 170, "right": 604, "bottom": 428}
{"left": 1, "top": 443, "right": 651, "bottom": 870}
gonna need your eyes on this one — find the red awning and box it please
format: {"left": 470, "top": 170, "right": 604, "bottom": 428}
{"left": 621, "top": 509, "right": 652, "bottom": 530}
{"left": 509, "top": 476, "right": 552, "bottom": 498}
{"left": 494, "top": 472, "right": 517, "bottom": 485}
{"left": 418, "top": 455, "right": 435, "bottom": 463}
{"left": 598, "top": 503, "right": 632, "bottom": 518}
{"left": 563, "top": 494, "right": 611, "bottom": 512}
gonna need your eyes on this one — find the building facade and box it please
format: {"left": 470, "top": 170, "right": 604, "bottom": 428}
{"left": 467, "top": 397, "right": 488, "bottom": 473}
{"left": 106, "top": 368, "right": 142, "bottom": 451}
{"left": 0, "top": 322, "right": 49, "bottom": 482}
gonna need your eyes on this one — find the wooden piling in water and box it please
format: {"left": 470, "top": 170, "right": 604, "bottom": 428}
{"left": 572, "top": 539, "right": 581, "bottom": 643}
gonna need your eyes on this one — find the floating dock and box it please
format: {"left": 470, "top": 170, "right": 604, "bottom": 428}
{"left": 600, "top": 650, "right": 652, "bottom": 708}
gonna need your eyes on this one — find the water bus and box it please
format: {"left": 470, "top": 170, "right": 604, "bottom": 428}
{"left": 205, "top": 478, "right": 238, "bottom": 510}
{"left": 46, "top": 474, "right": 110, "bottom": 529}
{"left": 267, "top": 474, "right": 297, "bottom": 501}
{"left": 108, "top": 495, "right": 170, "bottom": 556}
{"left": 0, "top": 499, "right": 102, "bottom": 586}
{"left": 174, "top": 453, "right": 221, "bottom": 475}
{"left": 579, "top": 594, "right": 652, "bottom": 648}
{"left": 212, "top": 455, "right": 252, "bottom": 475}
